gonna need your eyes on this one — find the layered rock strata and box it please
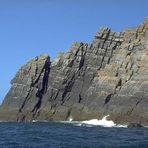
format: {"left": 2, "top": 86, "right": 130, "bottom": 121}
{"left": 0, "top": 18, "right": 148, "bottom": 125}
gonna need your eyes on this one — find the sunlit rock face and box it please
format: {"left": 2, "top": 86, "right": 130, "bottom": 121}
{"left": 0, "top": 18, "right": 148, "bottom": 125}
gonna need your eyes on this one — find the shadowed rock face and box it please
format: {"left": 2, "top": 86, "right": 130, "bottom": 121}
{"left": 128, "top": 123, "right": 143, "bottom": 128}
{"left": 0, "top": 18, "right": 148, "bottom": 124}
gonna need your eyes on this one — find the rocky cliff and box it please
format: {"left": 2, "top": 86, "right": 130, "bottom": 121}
{"left": 0, "top": 18, "right": 148, "bottom": 125}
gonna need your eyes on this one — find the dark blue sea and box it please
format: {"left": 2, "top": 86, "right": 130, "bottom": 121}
{"left": 0, "top": 122, "right": 148, "bottom": 148}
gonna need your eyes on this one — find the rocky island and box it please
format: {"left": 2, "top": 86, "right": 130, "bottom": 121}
{"left": 0, "top": 18, "right": 148, "bottom": 125}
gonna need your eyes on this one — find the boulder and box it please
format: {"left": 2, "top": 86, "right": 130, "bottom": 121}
{"left": 128, "top": 123, "right": 144, "bottom": 128}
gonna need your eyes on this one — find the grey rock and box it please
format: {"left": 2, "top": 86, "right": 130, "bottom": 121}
{"left": 128, "top": 123, "right": 143, "bottom": 128}
{"left": 0, "top": 18, "right": 148, "bottom": 125}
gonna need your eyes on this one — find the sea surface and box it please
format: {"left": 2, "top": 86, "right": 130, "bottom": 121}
{"left": 0, "top": 121, "right": 148, "bottom": 148}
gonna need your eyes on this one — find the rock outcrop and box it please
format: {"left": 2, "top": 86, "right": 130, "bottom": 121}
{"left": 127, "top": 123, "right": 144, "bottom": 128}
{"left": 0, "top": 18, "right": 148, "bottom": 125}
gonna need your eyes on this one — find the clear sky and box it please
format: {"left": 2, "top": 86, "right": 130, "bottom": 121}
{"left": 0, "top": 0, "right": 147, "bottom": 103}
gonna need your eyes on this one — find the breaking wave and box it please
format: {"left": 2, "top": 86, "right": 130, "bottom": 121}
{"left": 68, "top": 116, "right": 73, "bottom": 122}
{"left": 79, "top": 115, "right": 127, "bottom": 128}
{"left": 60, "top": 115, "right": 127, "bottom": 128}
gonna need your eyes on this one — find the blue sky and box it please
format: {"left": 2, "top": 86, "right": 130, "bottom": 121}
{"left": 0, "top": 0, "right": 147, "bottom": 103}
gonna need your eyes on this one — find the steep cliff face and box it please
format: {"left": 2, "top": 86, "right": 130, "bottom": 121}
{"left": 0, "top": 18, "right": 148, "bottom": 124}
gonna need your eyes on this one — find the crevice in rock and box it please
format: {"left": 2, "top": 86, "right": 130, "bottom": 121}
{"left": 104, "top": 78, "right": 122, "bottom": 107}
{"left": 126, "top": 52, "right": 132, "bottom": 58}
{"left": 34, "top": 62, "right": 38, "bottom": 79}
{"left": 31, "top": 58, "right": 50, "bottom": 88}
{"left": 49, "top": 89, "right": 60, "bottom": 102}
{"left": 68, "top": 43, "right": 84, "bottom": 68}
{"left": 99, "top": 47, "right": 108, "bottom": 69}
{"left": 78, "top": 94, "right": 83, "bottom": 103}
{"left": 130, "top": 62, "right": 134, "bottom": 70}
{"left": 17, "top": 114, "right": 26, "bottom": 122}
{"left": 51, "top": 103, "right": 57, "bottom": 110}
{"left": 115, "top": 78, "right": 122, "bottom": 93}
{"left": 127, "top": 97, "right": 143, "bottom": 116}
{"left": 103, "top": 94, "right": 113, "bottom": 106}
{"left": 107, "top": 44, "right": 118, "bottom": 64}
{"left": 79, "top": 47, "right": 86, "bottom": 70}
{"left": 61, "top": 74, "right": 75, "bottom": 103}
{"left": 97, "top": 30, "right": 112, "bottom": 69}
{"left": 127, "top": 71, "right": 134, "bottom": 82}
{"left": 19, "top": 87, "right": 33, "bottom": 113}
{"left": 49, "top": 88, "right": 54, "bottom": 101}
{"left": 31, "top": 60, "right": 50, "bottom": 116}
{"left": 31, "top": 67, "right": 45, "bottom": 87}
{"left": 32, "top": 93, "right": 42, "bottom": 113}
{"left": 54, "top": 90, "right": 60, "bottom": 101}
{"left": 66, "top": 108, "right": 72, "bottom": 120}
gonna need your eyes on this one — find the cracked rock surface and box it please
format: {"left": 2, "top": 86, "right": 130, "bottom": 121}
{"left": 0, "top": 18, "right": 148, "bottom": 125}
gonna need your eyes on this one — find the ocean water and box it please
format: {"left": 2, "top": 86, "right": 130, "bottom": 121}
{"left": 0, "top": 121, "right": 148, "bottom": 148}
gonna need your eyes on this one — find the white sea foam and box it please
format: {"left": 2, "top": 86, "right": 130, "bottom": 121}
{"left": 78, "top": 115, "right": 127, "bottom": 128}
{"left": 81, "top": 115, "right": 116, "bottom": 127}
{"left": 68, "top": 116, "right": 73, "bottom": 122}
{"left": 59, "top": 116, "right": 75, "bottom": 124}
{"left": 32, "top": 120, "right": 37, "bottom": 122}
{"left": 31, "top": 120, "right": 48, "bottom": 123}
{"left": 61, "top": 115, "right": 127, "bottom": 128}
